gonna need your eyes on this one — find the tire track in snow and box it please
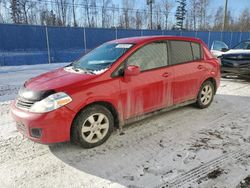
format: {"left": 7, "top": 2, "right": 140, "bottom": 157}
{"left": 159, "top": 147, "right": 250, "bottom": 188}
{"left": 141, "top": 104, "right": 250, "bottom": 187}
{"left": 156, "top": 105, "right": 250, "bottom": 188}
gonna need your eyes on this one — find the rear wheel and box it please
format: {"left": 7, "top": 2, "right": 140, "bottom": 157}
{"left": 72, "top": 105, "right": 114, "bottom": 148}
{"left": 196, "top": 81, "right": 215, "bottom": 109}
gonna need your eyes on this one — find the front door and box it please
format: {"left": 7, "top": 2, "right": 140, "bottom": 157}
{"left": 118, "top": 42, "right": 174, "bottom": 120}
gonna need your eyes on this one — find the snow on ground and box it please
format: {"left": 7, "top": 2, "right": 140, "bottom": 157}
{"left": 0, "top": 64, "right": 250, "bottom": 188}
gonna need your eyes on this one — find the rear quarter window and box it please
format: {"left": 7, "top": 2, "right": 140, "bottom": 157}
{"left": 191, "top": 42, "right": 202, "bottom": 60}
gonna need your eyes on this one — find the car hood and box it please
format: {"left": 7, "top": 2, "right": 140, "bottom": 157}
{"left": 221, "top": 50, "right": 250, "bottom": 60}
{"left": 223, "top": 49, "right": 250, "bottom": 55}
{"left": 211, "top": 50, "right": 224, "bottom": 58}
{"left": 24, "top": 67, "right": 96, "bottom": 91}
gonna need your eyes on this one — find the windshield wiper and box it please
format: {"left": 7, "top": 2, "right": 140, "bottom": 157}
{"left": 84, "top": 68, "right": 95, "bottom": 75}
{"left": 72, "top": 66, "right": 95, "bottom": 74}
{"left": 71, "top": 66, "right": 81, "bottom": 72}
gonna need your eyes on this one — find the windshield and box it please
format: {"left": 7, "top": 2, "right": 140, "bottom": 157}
{"left": 233, "top": 41, "right": 250, "bottom": 49}
{"left": 211, "top": 41, "right": 228, "bottom": 51}
{"left": 72, "top": 43, "right": 133, "bottom": 73}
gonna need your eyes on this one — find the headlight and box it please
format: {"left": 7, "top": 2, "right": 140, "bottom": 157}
{"left": 29, "top": 92, "right": 72, "bottom": 113}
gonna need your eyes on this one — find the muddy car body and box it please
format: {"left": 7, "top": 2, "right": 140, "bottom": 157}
{"left": 11, "top": 36, "right": 220, "bottom": 148}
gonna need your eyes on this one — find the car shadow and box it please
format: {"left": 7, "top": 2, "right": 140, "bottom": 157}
{"left": 48, "top": 94, "right": 250, "bottom": 187}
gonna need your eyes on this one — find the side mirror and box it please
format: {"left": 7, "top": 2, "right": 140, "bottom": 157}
{"left": 124, "top": 65, "right": 140, "bottom": 76}
{"left": 221, "top": 48, "right": 229, "bottom": 52}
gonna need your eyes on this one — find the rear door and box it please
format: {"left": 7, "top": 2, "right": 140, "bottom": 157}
{"left": 169, "top": 40, "right": 206, "bottom": 104}
{"left": 118, "top": 41, "right": 174, "bottom": 120}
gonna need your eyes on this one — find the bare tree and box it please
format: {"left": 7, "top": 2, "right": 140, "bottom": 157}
{"left": 9, "top": 0, "right": 35, "bottom": 24}
{"left": 57, "top": 0, "right": 68, "bottom": 26}
{"left": 189, "top": 0, "right": 197, "bottom": 30}
{"left": 121, "top": 0, "right": 134, "bottom": 29}
{"left": 153, "top": 3, "right": 162, "bottom": 29}
{"left": 212, "top": 6, "right": 234, "bottom": 31}
{"left": 111, "top": 3, "right": 116, "bottom": 27}
{"left": 82, "top": 0, "right": 90, "bottom": 27}
{"left": 135, "top": 9, "right": 142, "bottom": 29}
{"left": 196, "top": 0, "right": 209, "bottom": 30}
{"left": 41, "top": 10, "right": 57, "bottom": 26}
{"left": 72, "top": 0, "right": 77, "bottom": 26}
{"left": 0, "top": 0, "right": 5, "bottom": 22}
{"left": 238, "top": 8, "right": 250, "bottom": 32}
{"left": 89, "top": 0, "right": 97, "bottom": 27}
{"left": 1, "top": 0, "right": 250, "bottom": 31}
{"left": 101, "top": 0, "right": 112, "bottom": 28}
{"left": 213, "top": 6, "right": 223, "bottom": 31}
{"left": 20, "top": 0, "right": 36, "bottom": 24}
{"left": 161, "top": 0, "right": 174, "bottom": 30}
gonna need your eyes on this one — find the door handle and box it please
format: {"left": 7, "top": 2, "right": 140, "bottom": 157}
{"left": 162, "top": 72, "right": 169, "bottom": 77}
{"left": 197, "top": 65, "right": 204, "bottom": 70}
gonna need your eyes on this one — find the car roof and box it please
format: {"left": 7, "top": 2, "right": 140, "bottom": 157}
{"left": 108, "top": 35, "right": 202, "bottom": 45}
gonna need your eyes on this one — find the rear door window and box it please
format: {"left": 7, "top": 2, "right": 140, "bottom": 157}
{"left": 169, "top": 41, "right": 203, "bottom": 65}
{"left": 169, "top": 41, "right": 193, "bottom": 65}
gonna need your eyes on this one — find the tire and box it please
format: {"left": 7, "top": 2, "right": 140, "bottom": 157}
{"left": 196, "top": 80, "right": 215, "bottom": 109}
{"left": 72, "top": 105, "right": 114, "bottom": 148}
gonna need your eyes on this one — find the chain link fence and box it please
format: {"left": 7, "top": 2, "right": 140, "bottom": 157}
{"left": 0, "top": 23, "right": 250, "bottom": 66}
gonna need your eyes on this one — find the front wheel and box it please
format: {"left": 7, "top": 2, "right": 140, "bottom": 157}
{"left": 196, "top": 81, "right": 215, "bottom": 109}
{"left": 72, "top": 105, "right": 114, "bottom": 148}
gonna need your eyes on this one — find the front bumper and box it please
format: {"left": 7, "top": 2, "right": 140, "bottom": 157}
{"left": 221, "top": 58, "right": 250, "bottom": 76}
{"left": 221, "top": 67, "right": 250, "bottom": 76}
{"left": 10, "top": 101, "right": 75, "bottom": 144}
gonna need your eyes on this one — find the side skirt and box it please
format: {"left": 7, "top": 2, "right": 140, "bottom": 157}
{"left": 123, "top": 99, "right": 196, "bottom": 127}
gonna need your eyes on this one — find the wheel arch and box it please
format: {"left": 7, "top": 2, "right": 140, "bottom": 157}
{"left": 199, "top": 77, "right": 217, "bottom": 95}
{"left": 205, "top": 77, "right": 217, "bottom": 93}
{"left": 70, "top": 101, "right": 120, "bottom": 141}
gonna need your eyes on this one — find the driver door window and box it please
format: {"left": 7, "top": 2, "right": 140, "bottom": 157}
{"left": 126, "top": 42, "right": 168, "bottom": 71}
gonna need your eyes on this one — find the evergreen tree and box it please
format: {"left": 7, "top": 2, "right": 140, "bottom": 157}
{"left": 174, "top": 0, "right": 187, "bottom": 30}
{"left": 10, "top": 0, "right": 22, "bottom": 23}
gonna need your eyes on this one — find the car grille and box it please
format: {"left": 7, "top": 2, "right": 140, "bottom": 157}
{"left": 16, "top": 98, "right": 36, "bottom": 110}
{"left": 221, "top": 59, "right": 250, "bottom": 68}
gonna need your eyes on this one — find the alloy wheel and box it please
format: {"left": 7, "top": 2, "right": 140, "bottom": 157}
{"left": 200, "top": 84, "right": 213, "bottom": 105}
{"left": 81, "top": 113, "right": 109, "bottom": 143}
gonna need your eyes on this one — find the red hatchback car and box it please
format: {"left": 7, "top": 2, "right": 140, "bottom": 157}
{"left": 11, "top": 36, "right": 220, "bottom": 148}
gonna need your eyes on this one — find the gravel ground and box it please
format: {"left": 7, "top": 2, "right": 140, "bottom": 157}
{"left": 0, "top": 64, "right": 250, "bottom": 188}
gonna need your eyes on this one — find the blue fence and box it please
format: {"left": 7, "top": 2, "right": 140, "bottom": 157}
{"left": 0, "top": 23, "right": 250, "bottom": 66}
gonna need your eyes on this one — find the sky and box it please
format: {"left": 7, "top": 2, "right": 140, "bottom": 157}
{"left": 115, "top": 0, "right": 250, "bottom": 18}
{"left": 209, "top": 0, "right": 250, "bottom": 17}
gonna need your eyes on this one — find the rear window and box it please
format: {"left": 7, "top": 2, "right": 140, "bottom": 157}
{"left": 169, "top": 41, "right": 202, "bottom": 65}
